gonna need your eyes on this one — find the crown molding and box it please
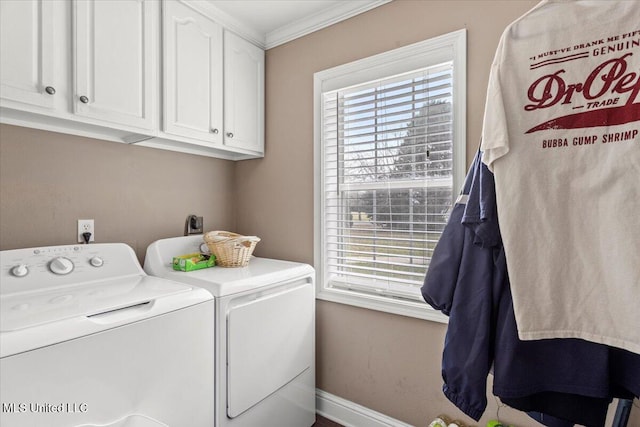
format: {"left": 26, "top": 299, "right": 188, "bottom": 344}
{"left": 182, "top": 0, "right": 265, "bottom": 47}
{"left": 265, "top": 0, "right": 392, "bottom": 50}
{"left": 184, "top": 0, "right": 391, "bottom": 50}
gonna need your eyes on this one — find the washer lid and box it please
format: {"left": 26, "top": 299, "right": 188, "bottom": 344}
{"left": 1, "top": 275, "right": 204, "bottom": 332}
{"left": 0, "top": 275, "right": 213, "bottom": 357}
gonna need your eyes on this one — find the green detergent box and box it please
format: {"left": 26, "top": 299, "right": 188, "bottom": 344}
{"left": 172, "top": 253, "right": 216, "bottom": 272}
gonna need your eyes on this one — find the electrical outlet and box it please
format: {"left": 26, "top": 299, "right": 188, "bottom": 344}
{"left": 77, "top": 219, "right": 95, "bottom": 243}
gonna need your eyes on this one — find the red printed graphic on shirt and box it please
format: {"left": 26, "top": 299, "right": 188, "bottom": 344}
{"left": 524, "top": 31, "right": 640, "bottom": 134}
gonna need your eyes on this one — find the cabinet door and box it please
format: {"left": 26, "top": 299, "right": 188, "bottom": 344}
{"left": 162, "top": 1, "right": 223, "bottom": 144}
{"left": 223, "top": 31, "right": 264, "bottom": 153}
{"left": 0, "top": 0, "right": 55, "bottom": 109}
{"left": 73, "top": 0, "right": 156, "bottom": 131}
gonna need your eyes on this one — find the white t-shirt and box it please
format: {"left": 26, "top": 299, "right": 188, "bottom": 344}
{"left": 481, "top": 0, "right": 640, "bottom": 354}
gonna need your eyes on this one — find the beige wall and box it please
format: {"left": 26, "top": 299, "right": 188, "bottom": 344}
{"left": 0, "top": 124, "right": 236, "bottom": 262}
{"left": 237, "top": 0, "right": 541, "bottom": 259}
{"left": 236, "top": 0, "right": 639, "bottom": 426}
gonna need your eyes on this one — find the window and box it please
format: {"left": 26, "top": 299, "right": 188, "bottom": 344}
{"left": 314, "top": 30, "right": 466, "bottom": 321}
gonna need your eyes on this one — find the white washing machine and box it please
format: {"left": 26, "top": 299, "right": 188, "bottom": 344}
{"left": 0, "top": 243, "right": 215, "bottom": 427}
{"left": 144, "top": 235, "right": 315, "bottom": 427}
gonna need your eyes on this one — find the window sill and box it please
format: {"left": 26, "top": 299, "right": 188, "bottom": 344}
{"left": 316, "top": 286, "right": 448, "bottom": 323}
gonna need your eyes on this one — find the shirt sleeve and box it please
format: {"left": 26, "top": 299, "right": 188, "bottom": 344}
{"left": 481, "top": 39, "right": 510, "bottom": 171}
{"left": 461, "top": 150, "right": 501, "bottom": 248}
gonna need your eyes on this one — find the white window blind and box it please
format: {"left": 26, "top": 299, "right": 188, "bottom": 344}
{"left": 322, "top": 64, "right": 454, "bottom": 301}
{"left": 314, "top": 29, "right": 466, "bottom": 320}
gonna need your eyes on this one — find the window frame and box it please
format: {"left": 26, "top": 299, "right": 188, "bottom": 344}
{"left": 314, "top": 29, "right": 466, "bottom": 321}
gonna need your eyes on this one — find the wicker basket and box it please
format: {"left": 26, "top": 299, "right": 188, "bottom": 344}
{"left": 203, "top": 231, "right": 260, "bottom": 267}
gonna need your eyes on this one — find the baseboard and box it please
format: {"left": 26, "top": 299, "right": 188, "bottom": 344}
{"left": 316, "top": 389, "right": 414, "bottom": 427}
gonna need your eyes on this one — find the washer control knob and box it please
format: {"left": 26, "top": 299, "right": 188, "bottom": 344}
{"left": 89, "top": 256, "right": 104, "bottom": 268}
{"left": 10, "top": 264, "right": 29, "bottom": 277}
{"left": 49, "top": 257, "right": 74, "bottom": 275}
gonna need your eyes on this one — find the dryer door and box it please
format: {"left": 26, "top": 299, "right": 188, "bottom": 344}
{"left": 226, "top": 280, "right": 313, "bottom": 418}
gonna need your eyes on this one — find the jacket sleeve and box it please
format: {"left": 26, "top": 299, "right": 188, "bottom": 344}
{"left": 421, "top": 152, "right": 495, "bottom": 421}
{"left": 421, "top": 204, "right": 465, "bottom": 316}
{"left": 421, "top": 151, "right": 480, "bottom": 314}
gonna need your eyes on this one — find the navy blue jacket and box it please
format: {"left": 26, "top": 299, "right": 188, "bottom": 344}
{"left": 421, "top": 151, "right": 639, "bottom": 426}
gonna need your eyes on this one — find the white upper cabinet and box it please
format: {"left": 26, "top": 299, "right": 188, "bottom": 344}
{"left": 223, "top": 31, "right": 265, "bottom": 153}
{"left": 162, "top": 1, "right": 223, "bottom": 144}
{"left": 0, "top": 0, "right": 56, "bottom": 109}
{"left": 73, "top": 0, "right": 156, "bottom": 131}
{"left": 0, "top": 0, "right": 264, "bottom": 159}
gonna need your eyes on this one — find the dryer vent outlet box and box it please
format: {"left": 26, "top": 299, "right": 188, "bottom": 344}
{"left": 185, "top": 215, "right": 203, "bottom": 235}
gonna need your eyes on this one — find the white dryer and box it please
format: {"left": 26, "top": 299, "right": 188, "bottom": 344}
{"left": 144, "top": 236, "right": 315, "bottom": 427}
{"left": 0, "top": 243, "right": 215, "bottom": 427}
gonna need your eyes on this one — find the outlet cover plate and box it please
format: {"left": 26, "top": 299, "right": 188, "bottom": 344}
{"left": 77, "top": 219, "right": 95, "bottom": 243}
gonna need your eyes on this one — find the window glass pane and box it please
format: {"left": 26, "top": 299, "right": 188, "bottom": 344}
{"left": 315, "top": 30, "right": 465, "bottom": 319}
{"left": 322, "top": 64, "right": 454, "bottom": 301}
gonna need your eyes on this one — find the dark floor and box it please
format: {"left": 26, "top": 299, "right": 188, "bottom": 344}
{"left": 313, "top": 414, "right": 344, "bottom": 427}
